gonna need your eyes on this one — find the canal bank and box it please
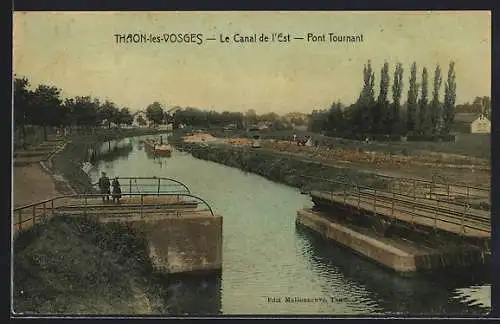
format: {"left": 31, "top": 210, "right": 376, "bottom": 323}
{"left": 51, "top": 128, "right": 168, "bottom": 194}
{"left": 13, "top": 128, "right": 182, "bottom": 315}
{"left": 170, "top": 139, "right": 391, "bottom": 192}
{"left": 169, "top": 135, "right": 491, "bottom": 278}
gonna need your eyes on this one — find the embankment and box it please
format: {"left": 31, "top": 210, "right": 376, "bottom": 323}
{"left": 13, "top": 216, "right": 168, "bottom": 315}
{"left": 52, "top": 128, "right": 165, "bottom": 194}
{"left": 14, "top": 128, "right": 171, "bottom": 315}
{"left": 170, "top": 137, "right": 390, "bottom": 191}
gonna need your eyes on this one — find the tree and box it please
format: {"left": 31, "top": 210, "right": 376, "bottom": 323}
{"left": 13, "top": 76, "right": 34, "bottom": 144}
{"left": 442, "top": 61, "right": 457, "bottom": 135}
{"left": 355, "top": 60, "right": 375, "bottom": 134}
{"left": 99, "top": 100, "right": 119, "bottom": 128}
{"left": 418, "top": 67, "right": 431, "bottom": 135}
{"left": 136, "top": 114, "right": 147, "bottom": 126}
{"left": 118, "top": 107, "right": 134, "bottom": 126}
{"left": 391, "top": 62, "right": 404, "bottom": 135}
{"left": 308, "top": 109, "right": 328, "bottom": 133}
{"left": 145, "top": 102, "right": 165, "bottom": 126}
{"left": 245, "top": 109, "right": 258, "bottom": 126}
{"left": 325, "top": 101, "right": 345, "bottom": 134}
{"left": 375, "top": 62, "right": 390, "bottom": 134}
{"left": 430, "top": 64, "right": 443, "bottom": 136}
{"left": 406, "top": 62, "right": 419, "bottom": 134}
{"left": 31, "top": 84, "right": 63, "bottom": 140}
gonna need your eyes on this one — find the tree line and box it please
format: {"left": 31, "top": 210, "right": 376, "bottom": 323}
{"left": 310, "top": 60, "right": 460, "bottom": 139}
{"left": 14, "top": 75, "right": 135, "bottom": 141}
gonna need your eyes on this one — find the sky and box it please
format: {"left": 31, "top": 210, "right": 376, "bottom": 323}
{"left": 13, "top": 11, "right": 491, "bottom": 114}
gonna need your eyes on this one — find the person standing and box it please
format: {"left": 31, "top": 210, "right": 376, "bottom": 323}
{"left": 112, "top": 177, "right": 122, "bottom": 204}
{"left": 98, "top": 172, "right": 111, "bottom": 202}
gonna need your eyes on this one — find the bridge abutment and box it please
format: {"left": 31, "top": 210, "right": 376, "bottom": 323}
{"left": 101, "top": 213, "right": 223, "bottom": 275}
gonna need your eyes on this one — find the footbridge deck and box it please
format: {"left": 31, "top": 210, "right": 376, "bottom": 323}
{"left": 303, "top": 175, "right": 491, "bottom": 239}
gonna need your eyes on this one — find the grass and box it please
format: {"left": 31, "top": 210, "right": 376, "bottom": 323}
{"left": 176, "top": 141, "right": 391, "bottom": 191}
{"left": 201, "top": 129, "right": 490, "bottom": 159}
{"left": 13, "top": 215, "right": 168, "bottom": 315}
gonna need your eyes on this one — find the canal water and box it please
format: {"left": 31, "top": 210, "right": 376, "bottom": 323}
{"left": 87, "top": 135, "right": 491, "bottom": 316}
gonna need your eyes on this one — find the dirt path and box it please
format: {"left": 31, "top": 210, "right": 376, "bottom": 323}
{"left": 13, "top": 164, "right": 62, "bottom": 207}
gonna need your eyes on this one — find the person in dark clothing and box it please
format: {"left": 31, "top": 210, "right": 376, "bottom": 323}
{"left": 98, "top": 172, "right": 111, "bottom": 202}
{"left": 112, "top": 177, "right": 122, "bottom": 204}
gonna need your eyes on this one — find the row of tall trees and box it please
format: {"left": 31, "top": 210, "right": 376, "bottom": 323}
{"left": 14, "top": 75, "right": 135, "bottom": 141}
{"left": 311, "top": 60, "right": 458, "bottom": 138}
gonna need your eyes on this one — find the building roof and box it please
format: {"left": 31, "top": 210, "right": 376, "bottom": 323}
{"left": 454, "top": 113, "right": 482, "bottom": 124}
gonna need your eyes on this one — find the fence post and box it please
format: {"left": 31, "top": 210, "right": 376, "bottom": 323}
{"left": 157, "top": 178, "right": 161, "bottom": 196}
{"left": 84, "top": 195, "right": 88, "bottom": 216}
{"left": 140, "top": 194, "right": 144, "bottom": 218}
{"left": 18, "top": 209, "right": 22, "bottom": 231}
{"left": 373, "top": 187, "right": 377, "bottom": 216}
{"left": 129, "top": 179, "right": 132, "bottom": 194}
{"left": 42, "top": 202, "right": 46, "bottom": 222}
{"left": 447, "top": 184, "right": 451, "bottom": 200}
{"left": 51, "top": 200, "right": 54, "bottom": 217}
{"left": 32, "top": 206, "right": 36, "bottom": 225}
{"left": 391, "top": 190, "right": 395, "bottom": 218}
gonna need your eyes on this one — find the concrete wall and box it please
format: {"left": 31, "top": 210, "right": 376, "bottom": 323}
{"left": 296, "top": 209, "right": 490, "bottom": 274}
{"left": 105, "top": 213, "right": 222, "bottom": 275}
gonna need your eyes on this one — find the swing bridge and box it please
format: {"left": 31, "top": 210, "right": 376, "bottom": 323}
{"left": 13, "top": 177, "right": 215, "bottom": 232}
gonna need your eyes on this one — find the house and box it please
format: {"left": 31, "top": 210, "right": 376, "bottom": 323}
{"left": 452, "top": 113, "right": 490, "bottom": 134}
{"left": 132, "top": 110, "right": 150, "bottom": 127}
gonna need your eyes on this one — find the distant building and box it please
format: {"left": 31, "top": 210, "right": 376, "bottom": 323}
{"left": 452, "top": 113, "right": 490, "bottom": 134}
{"left": 292, "top": 124, "right": 308, "bottom": 132}
{"left": 132, "top": 110, "right": 151, "bottom": 127}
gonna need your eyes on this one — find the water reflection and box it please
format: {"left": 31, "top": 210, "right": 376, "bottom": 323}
{"left": 161, "top": 273, "right": 222, "bottom": 315}
{"left": 295, "top": 226, "right": 490, "bottom": 315}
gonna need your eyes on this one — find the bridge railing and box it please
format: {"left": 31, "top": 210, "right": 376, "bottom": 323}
{"left": 301, "top": 172, "right": 490, "bottom": 211}
{"left": 89, "top": 176, "right": 191, "bottom": 195}
{"left": 12, "top": 192, "right": 215, "bottom": 234}
{"left": 304, "top": 176, "right": 490, "bottom": 237}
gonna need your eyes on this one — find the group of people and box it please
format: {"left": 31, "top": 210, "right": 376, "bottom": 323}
{"left": 98, "top": 172, "right": 122, "bottom": 203}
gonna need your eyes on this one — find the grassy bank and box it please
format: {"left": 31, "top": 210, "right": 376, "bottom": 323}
{"left": 52, "top": 128, "right": 166, "bottom": 194}
{"left": 171, "top": 135, "right": 390, "bottom": 191}
{"left": 13, "top": 215, "right": 168, "bottom": 315}
{"left": 198, "top": 129, "right": 490, "bottom": 159}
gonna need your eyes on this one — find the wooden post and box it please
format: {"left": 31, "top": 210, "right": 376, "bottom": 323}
{"left": 140, "top": 194, "right": 144, "bottom": 218}
{"left": 157, "top": 178, "right": 161, "bottom": 196}
{"left": 129, "top": 179, "right": 132, "bottom": 194}
{"left": 32, "top": 206, "right": 36, "bottom": 226}
{"left": 42, "top": 202, "right": 46, "bottom": 222}
{"left": 18, "top": 210, "right": 22, "bottom": 231}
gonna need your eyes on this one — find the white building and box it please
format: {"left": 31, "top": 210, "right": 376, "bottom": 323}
{"left": 132, "top": 110, "right": 150, "bottom": 127}
{"left": 470, "top": 115, "right": 491, "bottom": 134}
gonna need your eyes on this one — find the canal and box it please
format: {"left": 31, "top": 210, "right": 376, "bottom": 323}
{"left": 86, "top": 135, "right": 491, "bottom": 316}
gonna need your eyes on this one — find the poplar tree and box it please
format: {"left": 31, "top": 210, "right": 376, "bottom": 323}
{"left": 356, "top": 60, "right": 376, "bottom": 134}
{"left": 418, "top": 67, "right": 430, "bottom": 136}
{"left": 375, "top": 62, "right": 390, "bottom": 134}
{"left": 430, "top": 64, "right": 443, "bottom": 136}
{"left": 391, "top": 62, "right": 404, "bottom": 134}
{"left": 406, "top": 62, "right": 419, "bottom": 133}
{"left": 442, "top": 61, "right": 456, "bottom": 135}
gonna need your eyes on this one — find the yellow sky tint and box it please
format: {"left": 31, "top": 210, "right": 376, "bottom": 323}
{"left": 13, "top": 11, "right": 491, "bottom": 114}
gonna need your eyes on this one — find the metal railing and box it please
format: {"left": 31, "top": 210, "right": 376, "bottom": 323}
{"left": 302, "top": 172, "right": 490, "bottom": 209}
{"left": 303, "top": 175, "right": 491, "bottom": 237}
{"left": 89, "top": 176, "right": 191, "bottom": 195}
{"left": 12, "top": 192, "right": 215, "bottom": 233}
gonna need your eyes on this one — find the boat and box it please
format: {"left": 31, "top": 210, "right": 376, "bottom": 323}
{"left": 153, "top": 144, "right": 172, "bottom": 157}
{"left": 144, "top": 138, "right": 172, "bottom": 157}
